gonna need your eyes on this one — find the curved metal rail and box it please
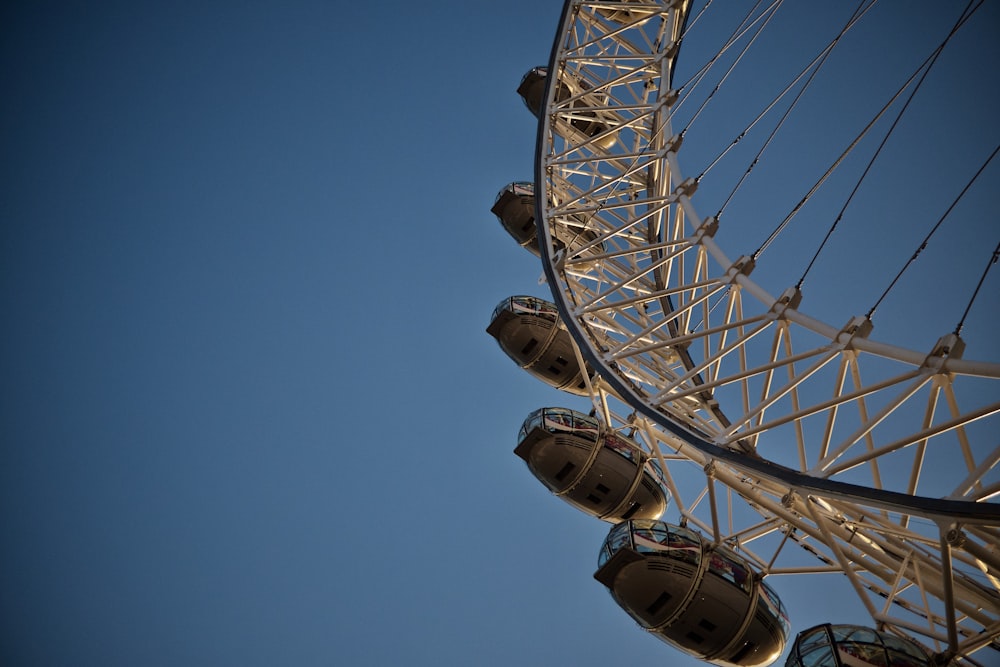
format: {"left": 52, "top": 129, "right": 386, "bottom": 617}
{"left": 531, "top": 1, "right": 1000, "bottom": 662}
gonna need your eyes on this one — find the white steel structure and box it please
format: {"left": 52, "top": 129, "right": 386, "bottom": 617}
{"left": 516, "top": 1, "right": 1000, "bottom": 664}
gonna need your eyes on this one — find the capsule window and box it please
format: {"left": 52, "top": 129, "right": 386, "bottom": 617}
{"left": 604, "top": 433, "right": 638, "bottom": 462}
{"left": 620, "top": 503, "right": 641, "bottom": 520}
{"left": 844, "top": 642, "right": 889, "bottom": 666}
{"left": 666, "top": 527, "right": 701, "bottom": 564}
{"left": 699, "top": 619, "right": 717, "bottom": 632}
{"left": 554, "top": 462, "right": 576, "bottom": 482}
{"left": 708, "top": 549, "right": 752, "bottom": 591}
{"left": 521, "top": 338, "right": 538, "bottom": 355}
{"left": 760, "top": 581, "right": 790, "bottom": 636}
{"left": 633, "top": 524, "right": 670, "bottom": 551}
{"left": 883, "top": 635, "right": 929, "bottom": 661}
{"left": 607, "top": 524, "right": 633, "bottom": 554}
{"left": 645, "top": 591, "right": 672, "bottom": 615}
{"left": 596, "top": 483, "right": 610, "bottom": 494}
{"left": 586, "top": 493, "right": 602, "bottom": 504}
{"left": 686, "top": 632, "right": 704, "bottom": 645}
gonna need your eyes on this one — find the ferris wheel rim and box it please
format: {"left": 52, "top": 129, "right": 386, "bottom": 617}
{"left": 511, "top": 2, "right": 1000, "bottom": 660}
{"left": 532, "top": 0, "right": 999, "bottom": 522}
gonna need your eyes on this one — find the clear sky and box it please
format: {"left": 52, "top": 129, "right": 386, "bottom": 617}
{"left": 1, "top": 2, "right": 996, "bottom": 666}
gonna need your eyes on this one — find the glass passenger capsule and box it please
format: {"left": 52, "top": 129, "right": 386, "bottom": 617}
{"left": 785, "top": 624, "right": 934, "bottom": 667}
{"left": 595, "top": 520, "right": 790, "bottom": 667}
{"left": 490, "top": 182, "right": 538, "bottom": 252}
{"left": 514, "top": 407, "right": 670, "bottom": 522}
{"left": 486, "top": 295, "right": 590, "bottom": 395}
{"left": 490, "top": 181, "right": 603, "bottom": 258}
{"left": 516, "top": 67, "right": 617, "bottom": 150}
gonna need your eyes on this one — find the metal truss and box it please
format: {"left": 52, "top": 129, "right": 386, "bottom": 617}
{"left": 530, "top": 1, "right": 1000, "bottom": 662}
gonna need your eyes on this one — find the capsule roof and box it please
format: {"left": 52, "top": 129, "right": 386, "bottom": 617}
{"left": 493, "top": 181, "right": 533, "bottom": 202}
{"left": 489, "top": 295, "right": 559, "bottom": 328}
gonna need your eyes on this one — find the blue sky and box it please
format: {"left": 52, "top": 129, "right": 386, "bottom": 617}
{"left": 2, "top": 2, "right": 996, "bottom": 666}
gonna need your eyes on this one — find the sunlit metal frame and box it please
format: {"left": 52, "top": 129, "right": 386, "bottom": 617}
{"left": 532, "top": 1, "right": 1000, "bottom": 663}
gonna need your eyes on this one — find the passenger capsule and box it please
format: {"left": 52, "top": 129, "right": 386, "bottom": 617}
{"left": 491, "top": 182, "right": 538, "bottom": 252}
{"left": 785, "top": 624, "right": 934, "bottom": 667}
{"left": 517, "top": 67, "right": 617, "bottom": 150}
{"left": 514, "top": 407, "right": 670, "bottom": 521}
{"left": 595, "top": 520, "right": 790, "bottom": 667}
{"left": 491, "top": 181, "right": 602, "bottom": 258}
{"left": 486, "top": 295, "right": 590, "bottom": 395}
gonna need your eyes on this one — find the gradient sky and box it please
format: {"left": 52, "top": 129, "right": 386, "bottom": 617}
{"left": 2, "top": 2, "right": 996, "bottom": 666}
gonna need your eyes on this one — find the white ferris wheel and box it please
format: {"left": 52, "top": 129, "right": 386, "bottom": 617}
{"left": 486, "top": 1, "right": 1000, "bottom": 666}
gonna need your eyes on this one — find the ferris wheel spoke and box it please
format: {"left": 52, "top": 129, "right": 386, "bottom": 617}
{"left": 821, "top": 402, "right": 1000, "bottom": 479}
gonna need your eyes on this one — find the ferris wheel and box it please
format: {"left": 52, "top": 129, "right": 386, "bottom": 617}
{"left": 486, "top": 1, "right": 1000, "bottom": 666}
